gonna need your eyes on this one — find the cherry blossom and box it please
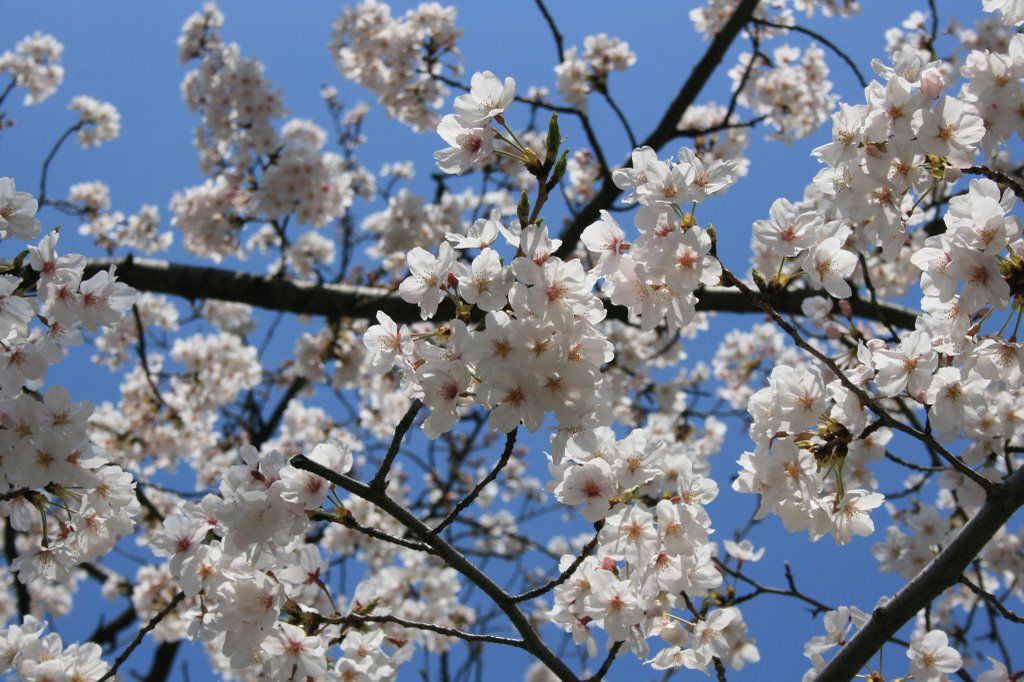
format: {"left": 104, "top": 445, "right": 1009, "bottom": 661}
{"left": 2, "top": 2, "right": 1024, "bottom": 681}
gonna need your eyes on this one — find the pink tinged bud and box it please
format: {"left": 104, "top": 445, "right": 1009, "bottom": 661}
{"left": 866, "top": 338, "right": 887, "bottom": 353}
{"left": 826, "top": 325, "right": 843, "bottom": 341}
{"left": 600, "top": 556, "right": 618, "bottom": 572}
{"left": 920, "top": 67, "right": 945, "bottom": 100}
{"left": 838, "top": 300, "right": 853, "bottom": 318}
{"left": 446, "top": 271, "right": 459, "bottom": 289}
{"left": 943, "top": 166, "right": 963, "bottom": 183}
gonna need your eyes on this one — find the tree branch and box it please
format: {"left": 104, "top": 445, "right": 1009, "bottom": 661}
{"left": 3, "top": 523, "right": 30, "bottom": 618}
{"left": 335, "top": 612, "right": 527, "bottom": 648}
{"left": 585, "top": 640, "right": 623, "bottom": 682}
{"left": 143, "top": 641, "right": 180, "bottom": 682}
{"left": 98, "top": 591, "right": 186, "bottom": 682}
{"left": 429, "top": 428, "right": 517, "bottom": 536}
{"left": 958, "top": 574, "right": 1024, "bottom": 624}
{"left": 532, "top": 0, "right": 565, "bottom": 63}
{"left": 308, "top": 508, "right": 437, "bottom": 554}
{"left": 752, "top": 19, "right": 867, "bottom": 89}
{"left": 512, "top": 527, "right": 601, "bottom": 603}
{"left": 290, "top": 455, "right": 581, "bottom": 682}
{"left": 369, "top": 398, "right": 423, "bottom": 491}
{"left": 815, "top": 466, "right": 1024, "bottom": 682}
{"left": 80, "top": 257, "right": 918, "bottom": 329}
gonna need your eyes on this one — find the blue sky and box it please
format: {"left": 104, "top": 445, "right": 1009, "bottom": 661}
{"left": 0, "top": 1, "right": 1000, "bottom": 680}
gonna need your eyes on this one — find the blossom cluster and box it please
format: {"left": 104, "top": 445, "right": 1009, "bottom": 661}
{"left": 371, "top": 70, "right": 764, "bottom": 673}
{"left": 0, "top": 33, "right": 64, "bottom": 106}
{"left": 4, "top": 1, "right": 1024, "bottom": 680}
{"left": 329, "top": 0, "right": 462, "bottom": 132}
{"left": 554, "top": 34, "right": 637, "bottom": 112}
{"left": 67, "top": 96, "right": 121, "bottom": 148}
{"left": 728, "top": 4, "right": 1024, "bottom": 675}
{"left": 730, "top": 42, "right": 838, "bottom": 141}
{"left": 75, "top": 187, "right": 174, "bottom": 255}
{"left": 433, "top": 70, "right": 513, "bottom": 175}
{"left": 584, "top": 144, "right": 738, "bottom": 334}
{"left": 172, "top": 5, "right": 357, "bottom": 270}
{"left": 546, "top": 426, "right": 761, "bottom": 673}
{"left": 0, "top": 180, "right": 140, "bottom": 675}
{"left": 367, "top": 211, "right": 615, "bottom": 455}
{"left": 689, "top": 0, "right": 859, "bottom": 39}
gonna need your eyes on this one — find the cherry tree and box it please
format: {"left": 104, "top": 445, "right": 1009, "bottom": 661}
{"left": 0, "top": 1, "right": 1022, "bottom": 681}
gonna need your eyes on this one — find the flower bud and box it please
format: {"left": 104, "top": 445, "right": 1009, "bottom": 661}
{"left": 920, "top": 66, "right": 944, "bottom": 99}
{"left": 517, "top": 191, "right": 530, "bottom": 227}
{"left": 752, "top": 269, "right": 767, "bottom": 293}
{"left": 544, "top": 113, "right": 561, "bottom": 164}
{"left": 866, "top": 338, "right": 887, "bottom": 353}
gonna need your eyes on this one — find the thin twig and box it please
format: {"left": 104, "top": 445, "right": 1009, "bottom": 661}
{"left": 430, "top": 428, "right": 518, "bottom": 536}
{"left": 884, "top": 450, "right": 945, "bottom": 473}
{"left": 252, "top": 376, "right": 308, "bottom": 448}
{"left": 0, "top": 79, "right": 16, "bottom": 111}
{"left": 38, "top": 122, "right": 82, "bottom": 206}
{"left": 132, "top": 305, "right": 178, "bottom": 418}
{"left": 585, "top": 640, "right": 623, "bottom": 682}
{"left": 753, "top": 19, "right": 867, "bottom": 89}
{"left": 336, "top": 612, "right": 527, "bottom": 648}
{"left": 959, "top": 575, "right": 1024, "bottom": 624}
{"left": 289, "top": 455, "right": 581, "bottom": 682}
{"left": 369, "top": 399, "right": 423, "bottom": 491}
{"left": 855, "top": 252, "right": 900, "bottom": 340}
{"left": 512, "top": 528, "right": 601, "bottom": 603}
{"left": 532, "top": 0, "right": 565, "bottom": 63}
{"left": 309, "top": 509, "right": 436, "bottom": 554}
{"left": 597, "top": 87, "right": 637, "bottom": 149}
{"left": 724, "top": 32, "right": 762, "bottom": 126}
{"left": 677, "top": 115, "right": 766, "bottom": 138}
{"left": 98, "top": 591, "right": 186, "bottom": 682}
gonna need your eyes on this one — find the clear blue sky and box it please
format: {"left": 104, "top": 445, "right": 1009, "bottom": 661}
{"left": 0, "top": 1, "right": 997, "bottom": 680}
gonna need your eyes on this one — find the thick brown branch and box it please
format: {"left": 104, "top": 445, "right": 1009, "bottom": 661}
{"left": 815, "top": 466, "right": 1024, "bottom": 682}
{"left": 252, "top": 377, "right": 308, "bottom": 448}
{"left": 82, "top": 257, "right": 918, "bottom": 329}
{"left": 89, "top": 606, "right": 138, "bottom": 648}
